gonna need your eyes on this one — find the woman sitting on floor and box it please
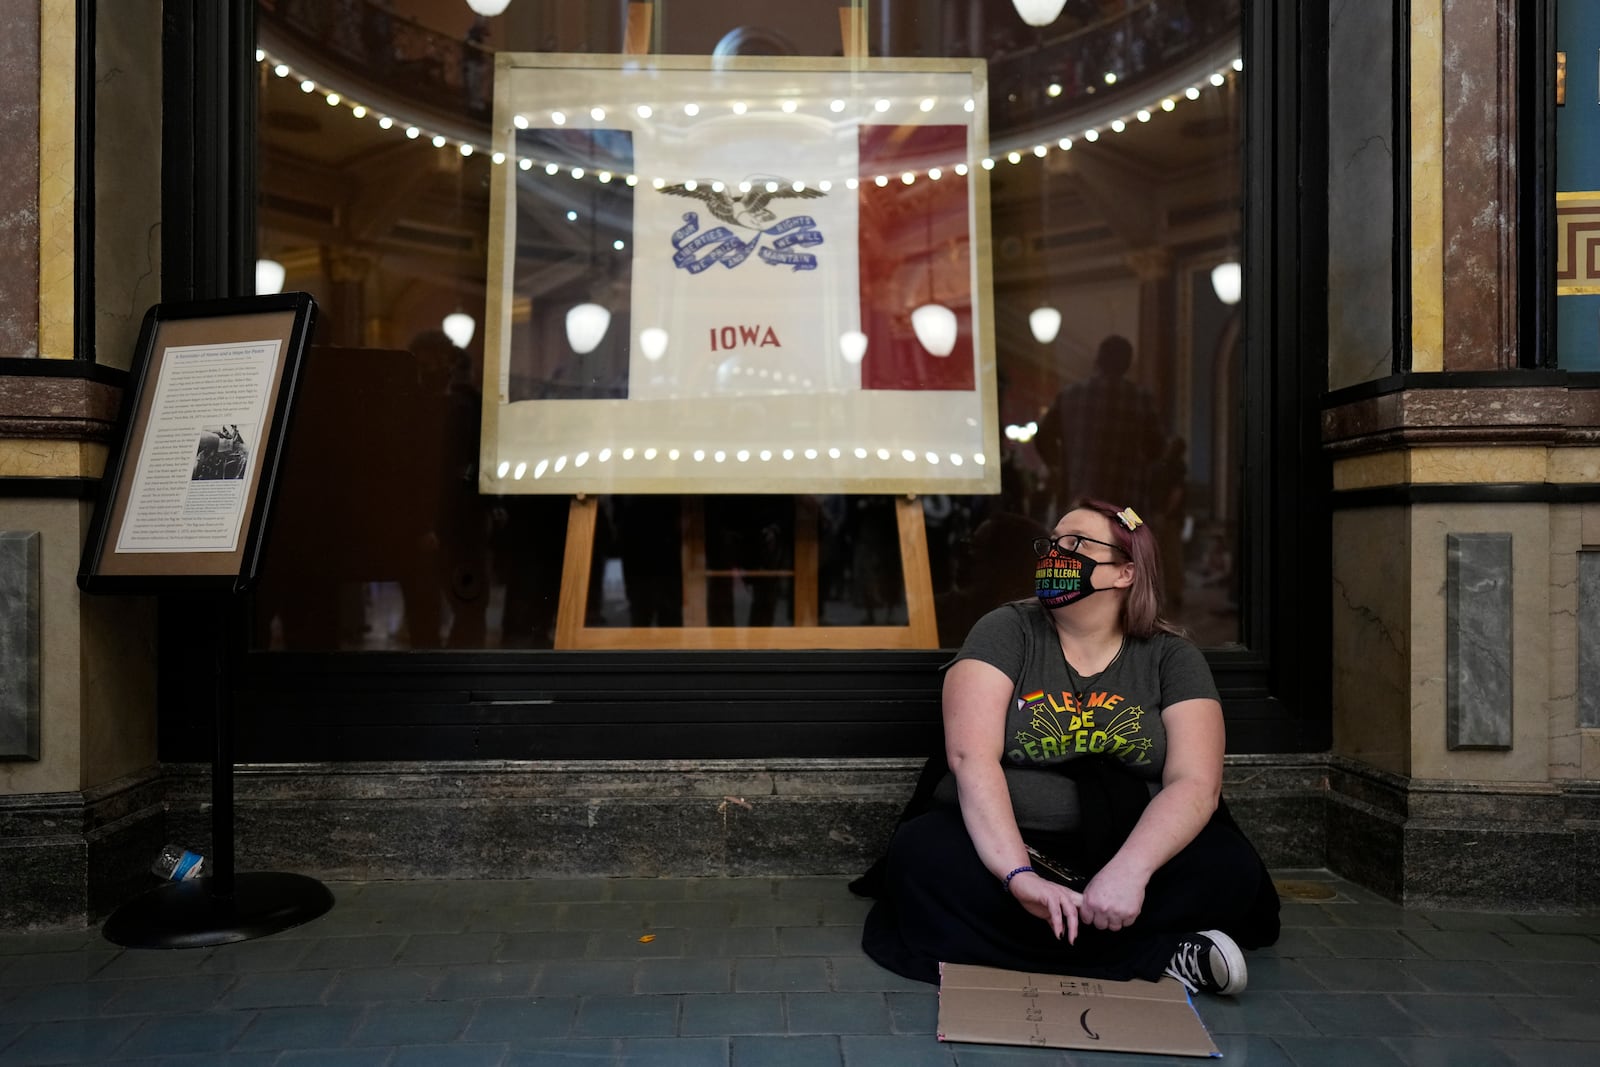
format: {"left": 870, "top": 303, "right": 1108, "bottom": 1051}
{"left": 860, "top": 500, "right": 1280, "bottom": 994}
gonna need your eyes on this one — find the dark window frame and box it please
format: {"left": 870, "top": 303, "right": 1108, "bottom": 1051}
{"left": 155, "top": 0, "right": 1333, "bottom": 763}
{"left": 1525, "top": 0, "right": 1555, "bottom": 369}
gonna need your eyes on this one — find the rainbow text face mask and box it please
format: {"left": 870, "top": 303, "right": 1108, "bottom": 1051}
{"left": 1035, "top": 548, "right": 1101, "bottom": 609}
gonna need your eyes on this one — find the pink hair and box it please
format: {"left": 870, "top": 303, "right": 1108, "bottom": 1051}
{"left": 1072, "top": 498, "right": 1184, "bottom": 639}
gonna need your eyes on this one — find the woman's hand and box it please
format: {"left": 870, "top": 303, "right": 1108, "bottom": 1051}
{"left": 1072, "top": 695, "right": 1224, "bottom": 934}
{"left": 1078, "top": 860, "right": 1149, "bottom": 932}
{"left": 1007, "top": 872, "right": 1082, "bottom": 942}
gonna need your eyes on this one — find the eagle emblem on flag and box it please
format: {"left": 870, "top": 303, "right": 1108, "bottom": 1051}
{"left": 659, "top": 179, "right": 826, "bottom": 231}
{"left": 661, "top": 178, "right": 829, "bottom": 274}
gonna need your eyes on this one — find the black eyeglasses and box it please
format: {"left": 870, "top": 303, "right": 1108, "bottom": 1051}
{"left": 1032, "top": 533, "right": 1125, "bottom": 558}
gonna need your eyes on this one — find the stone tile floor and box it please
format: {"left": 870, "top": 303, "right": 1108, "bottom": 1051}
{"left": 1, "top": 869, "right": 1597, "bottom": 1065}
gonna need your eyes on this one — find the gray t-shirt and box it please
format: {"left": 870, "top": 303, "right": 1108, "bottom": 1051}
{"left": 933, "top": 601, "right": 1220, "bottom": 830}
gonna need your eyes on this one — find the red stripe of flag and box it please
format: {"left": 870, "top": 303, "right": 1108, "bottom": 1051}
{"left": 857, "top": 124, "right": 975, "bottom": 391}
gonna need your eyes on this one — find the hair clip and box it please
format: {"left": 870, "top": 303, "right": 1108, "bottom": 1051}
{"left": 1115, "top": 507, "right": 1143, "bottom": 531}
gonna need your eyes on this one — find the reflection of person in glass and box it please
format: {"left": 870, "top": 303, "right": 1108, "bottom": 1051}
{"left": 859, "top": 501, "right": 1278, "bottom": 996}
{"left": 192, "top": 425, "right": 248, "bottom": 481}
{"left": 410, "top": 329, "right": 489, "bottom": 648}
{"left": 933, "top": 512, "right": 1050, "bottom": 649}
{"left": 1148, "top": 436, "right": 1189, "bottom": 610}
{"left": 1035, "top": 335, "right": 1162, "bottom": 514}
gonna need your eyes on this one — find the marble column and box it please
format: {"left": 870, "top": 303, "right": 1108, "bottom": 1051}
{"left": 0, "top": 0, "right": 41, "bottom": 358}
{"left": 1441, "top": 0, "right": 1518, "bottom": 370}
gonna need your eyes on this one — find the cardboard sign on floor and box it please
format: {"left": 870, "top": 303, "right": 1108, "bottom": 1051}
{"left": 937, "top": 963, "right": 1221, "bottom": 1058}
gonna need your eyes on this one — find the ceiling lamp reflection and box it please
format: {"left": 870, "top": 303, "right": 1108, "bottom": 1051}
{"left": 442, "top": 312, "right": 475, "bottom": 349}
{"left": 1211, "top": 261, "right": 1243, "bottom": 305}
{"left": 639, "top": 327, "right": 669, "bottom": 361}
{"left": 911, "top": 304, "right": 958, "bottom": 357}
{"left": 567, "top": 303, "right": 611, "bottom": 354}
{"left": 1028, "top": 307, "right": 1061, "bottom": 344}
{"left": 1011, "top": 0, "right": 1067, "bottom": 27}
{"left": 255, "top": 258, "right": 286, "bottom": 296}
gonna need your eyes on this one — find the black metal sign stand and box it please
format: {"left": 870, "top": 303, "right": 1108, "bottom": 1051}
{"left": 80, "top": 293, "right": 330, "bottom": 948}
{"left": 101, "top": 594, "right": 333, "bottom": 949}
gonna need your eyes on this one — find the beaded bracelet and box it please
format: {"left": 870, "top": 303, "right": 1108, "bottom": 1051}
{"left": 1003, "top": 865, "right": 1035, "bottom": 891}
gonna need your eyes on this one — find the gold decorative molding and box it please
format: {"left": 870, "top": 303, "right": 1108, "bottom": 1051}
{"left": 1332, "top": 451, "right": 1409, "bottom": 491}
{"left": 1408, "top": 445, "right": 1547, "bottom": 483}
{"left": 322, "top": 248, "right": 377, "bottom": 284}
{"left": 1547, "top": 448, "right": 1600, "bottom": 483}
{"left": 37, "top": 0, "right": 76, "bottom": 360}
{"left": 1122, "top": 247, "right": 1173, "bottom": 283}
{"left": 1333, "top": 445, "right": 1600, "bottom": 488}
{"left": 0, "top": 439, "right": 107, "bottom": 478}
{"left": 1410, "top": 0, "right": 1444, "bottom": 372}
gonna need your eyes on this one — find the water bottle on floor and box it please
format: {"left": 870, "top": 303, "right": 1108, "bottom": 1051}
{"left": 151, "top": 844, "right": 204, "bottom": 881}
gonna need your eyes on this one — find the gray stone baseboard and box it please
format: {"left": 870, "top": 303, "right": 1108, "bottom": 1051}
{"left": 159, "top": 759, "right": 921, "bottom": 883}
{"left": 0, "top": 767, "right": 164, "bottom": 929}
{"left": 7, "top": 755, "right": 1600, "bottom": 929}
{"left": 1326, "top": 756, "right": 1599, "bottom": 910}
{"left": 1221, "top": 754, "right": 1328, "bottom": 869}
{"left": 154, "top": 755, "right": 1329, "bottom": 883}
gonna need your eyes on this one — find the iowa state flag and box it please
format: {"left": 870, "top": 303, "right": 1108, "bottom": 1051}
{"left": 506, "top": 82, "right": 976, "bottom": 403}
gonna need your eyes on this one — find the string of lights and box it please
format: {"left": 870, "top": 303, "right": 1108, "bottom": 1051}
{"left": 258, "top": 49, "right": 1242, "bottom": 188}
{"left": 490, "top": 445, "right": 987, "bottom": 483}
{"left": 260, "top": 47, "right": 1242, "bottom": 462}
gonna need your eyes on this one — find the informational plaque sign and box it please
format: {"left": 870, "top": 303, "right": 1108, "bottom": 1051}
{"left": 79, "top": 294, "right": 317, "bottom": 594}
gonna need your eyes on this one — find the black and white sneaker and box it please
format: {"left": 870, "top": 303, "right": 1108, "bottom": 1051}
{"left": 1164, "top": 929, "right": 1247, "bottom": 995}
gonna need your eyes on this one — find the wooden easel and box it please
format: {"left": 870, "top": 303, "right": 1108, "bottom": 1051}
{"left": 552, "top": 3, "right": 938, "bottom": 651}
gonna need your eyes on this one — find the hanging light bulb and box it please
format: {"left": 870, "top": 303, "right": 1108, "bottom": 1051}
{"left": 638, "top": 327, "right": 669, "bottom": 361}
{"left": 1011, "top": 0, "right": 1068, "bottom": 27}
{"left": 911, "top": 304, "right": 958, "bottom": 357}
{"left": 839, "top": 330, "right": 868, "bottom": 364}
{"left": 442, "top": 312, "right": 476, "bottom": 348}
{"left": 465, "top": 0, "right": 512, "bottom": 15}
{"left": 566, "top": 303, "right": 611, "bottom": 354}
{"left": 255, "top": 259, "right": 286, "bottom": 295}
{"left": 1028, "top": 306, "right": 1061, "bottom": 344}
{"left": 1211, "top": 261, "right": 1243, "bottom": 305}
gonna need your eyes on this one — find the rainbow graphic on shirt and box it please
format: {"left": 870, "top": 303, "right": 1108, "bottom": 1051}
{"left": 1007, "top": 689, "right": 1151, "bottom": 765}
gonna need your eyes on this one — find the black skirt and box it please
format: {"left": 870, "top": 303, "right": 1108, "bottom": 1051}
{"left": 861, "top": 802, "right": 1280, "bottom": 985}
